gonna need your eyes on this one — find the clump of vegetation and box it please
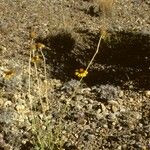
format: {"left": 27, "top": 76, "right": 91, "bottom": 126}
{"left": 26, "top": 25, "right": 109, "bottom": 149}
{"left": 94, "top": 0, "right": 114, "bottom": 16}
{"left": 0, "top": 23, "right": 109, "bottom": 150}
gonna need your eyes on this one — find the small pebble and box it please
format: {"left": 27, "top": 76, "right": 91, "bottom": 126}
{"left": 112, "top": 105, "right": 119, "bottom": 113}
{"left": 145, "top": 90, "right": 150, "bottom": 97}
{"left": 4, "top": 101, "right": 12, "bottom": 107}
{"left": 119, "top": 91, "right": 124, "bottom": 97}
{"left": 0, "top": 45, "right": 7, "bottom": 53}
{"left": 16, "top": 104, "right": 25, "bottom": 112}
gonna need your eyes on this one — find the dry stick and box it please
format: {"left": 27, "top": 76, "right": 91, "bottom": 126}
{"left": 28, "top": 50, "right": 32, "bottom": 110}
{"left": 61, "top": 0, "right": 65, "bottom": 28}
{"left": 40, "top": 50, "right": 49, "bottom": 107}
{"left": 34, "top": 61, "right": 45, "bottom": 113}
{"left": 31, "top": 47, "right": 44, "bottom": 113}
{"left": 70, "top": 35, "right": 103, "bottom": 100}
{"left": 39, "top": 47, "right": 54, "bottom": 149}
{"left": 28, "top": 38, "right": 34, "bottom": 111}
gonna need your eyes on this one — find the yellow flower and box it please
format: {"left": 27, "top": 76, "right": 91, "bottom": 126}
{"left": 3, "top": 70, "right": 15, "bottom": 80}
{"left": 31, "top": 55, "right": 42, "bottom": 63}
{"left": 75, "top": 68, "right": 88, "bottom": 78}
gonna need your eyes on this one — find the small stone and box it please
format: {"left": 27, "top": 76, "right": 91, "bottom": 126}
{"left": 101, "top": 103, "right": 107, "bottom": 113}
{"left": 88, "top": 104, "right": 93, "bottom": 110}
{"left": 129, "top": 98, "right": 134, "bottom": 102}
{"left": 4, "top": 144, "right": 12, "bottom": 150}
{"left": 0, "top": 45, "right": 7, "bottom": 53}
{"left": 117, "top": 145, "right": 122, "bottom": 150}
{"left": 112, "top": 105, "right": 119, "bottom": 113}
{"left": 80, "top": 88, "right": 91, "bottom": 94}
{"left": 39, "top": 114, "right": 44, "bottom": 119}
{"left": 119, "top": 91, "right": 124, "bottom": 97}
{"left": 0, "top": 98, "right": 4, "bottom": 107}
{"left": 76, "top": 95, "right": 83, "bottom": 101}
{"left": 97, "top": 108, "right": 102, "bottom": 114}
{"left": 96, "top": 113, "right": 103, "bottom": 119}
{"left": 42, "top": 125, "right": 46, "bottom": 130}
{"left": 139, "top": 123, "right": 143, "bottom": 127}
{"left": 122, "top": 144, "right": 127, "bottom": 149}
{"left": 3, "top": 101, "right": 12, "bottom": 107}
{"left": 108, "top": 100, "right": 118, "bottom": 105}
{"left": 76, "top": 103, "right": 82, "bottom": 110}
{"left": 108, "top": 113, "right": 117, "bottom": 122}
{"left": 145, "top": 90, "right": 150, "bottom": 97}
{"left": 120, "top": 108, "right": 126, "bottom": 112}
{"left": 22, "top": 139, "right": 28, "bottom": 144}
{"left": 84, "top": 100, "right": 89, "bottom": 104}
{"left": 88, "top": 99, "right": 94, "bottom": 104}
{"left": 88, "top": 134, "right": 95, "bottom": 140}
{"left": 135, "top": 113, "right": 142, "bottom": 120}
{"left": 103, "top": 124, "right": 108, "bottom": 128}
{"left": 16, "top": 104, "right": 25, "bottom": 112}
{"left": 129, "top": 85, "right": 134, "bottom": 89}
{"left": 118, "top": 126, "right": 122, "bottom": 131}
{"left": 108, "top": 100, "right": 119, "bottom": 113}
{"left": 96, "top": 109, "right": 102, "bottom": 119}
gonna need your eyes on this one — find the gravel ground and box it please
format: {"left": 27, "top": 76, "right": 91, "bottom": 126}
{"left": 0, "top": 0, "right": 150, "bottom": 150}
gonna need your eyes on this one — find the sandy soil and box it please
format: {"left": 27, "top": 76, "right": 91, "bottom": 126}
{"left": 0, "top": 0, "right": 150, "bottom": 150}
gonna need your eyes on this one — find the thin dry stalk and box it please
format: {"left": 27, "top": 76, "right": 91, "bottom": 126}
{"left": 28, "top": 50, "right": 32, "bottom": 110}
{"left": 34, "top": 61, "right": 45, "bottom": 113}
{"left": 28, "top": 37, "right": 34, "bottom": 111}
{"left": 40, "top": 50, "right": 49, "bottom": 107}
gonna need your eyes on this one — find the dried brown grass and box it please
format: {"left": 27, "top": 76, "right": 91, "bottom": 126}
{"left": 94, "top": 0, "right": 114, "bottom": 16}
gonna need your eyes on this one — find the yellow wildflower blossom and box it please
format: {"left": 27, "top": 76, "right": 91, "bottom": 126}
{"left": 3, "top": 70, "right": 15, "bottom": 80}
{"left": 31, "top": 55, "right": 42, "bottom": 63}
{"left": 75, "top": 68, "right": 88, "bottom": 78}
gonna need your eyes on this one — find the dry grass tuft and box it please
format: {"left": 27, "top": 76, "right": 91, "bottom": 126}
{"left": 94, "top": 0, "right": 114, "bottom": 16}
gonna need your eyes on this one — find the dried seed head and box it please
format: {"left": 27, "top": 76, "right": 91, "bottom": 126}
{"left": 36, "top": 43, "right": 45, "bottom": 50}
{"left": 100, "top": 25, "right": 110, "bottom": 40}
{"left": 100, "top": 26, "right": 107, "bottom": 38}
{"left": 96, "top": 0, "right": 114, "bottom": 16}
{"left": 30, "top": 44, "right": 37, "bottom": 51}
{"left": 30, "top": 31, "right": 36, "bottom": 39}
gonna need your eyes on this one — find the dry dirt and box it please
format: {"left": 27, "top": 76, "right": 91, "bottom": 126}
{"left": 0, "top": 0, "right": 150, "bottom": 150}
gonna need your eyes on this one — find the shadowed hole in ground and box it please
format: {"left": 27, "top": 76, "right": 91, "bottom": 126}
{"left": 84, "top": 31, "right": 150, "bottom": 89}
{"left": 36, "top": 30, "right": 83, "bottom": 80}
{"left": 37, "top": 30, "right": 150, "bottom": 90}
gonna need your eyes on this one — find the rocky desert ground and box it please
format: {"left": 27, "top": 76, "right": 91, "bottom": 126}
{"left": 0, "top": 0, "right": 150, "bottom": 150}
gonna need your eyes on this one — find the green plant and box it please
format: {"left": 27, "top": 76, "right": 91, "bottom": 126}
{"left": 27, "top": 25, "right": 109, "bottom": 149}
{"left": 28, "top": 30, "right": 65, "bottom": 150}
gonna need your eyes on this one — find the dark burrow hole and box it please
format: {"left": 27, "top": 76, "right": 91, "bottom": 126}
{"left": 35, "top": 30, "right": 80, "bottom": 80}
{"left": 85, "top": 31, "right": 150, "bottom": 90}
{"left": 36, "top": 30, "right": 150, "bottom": 90}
